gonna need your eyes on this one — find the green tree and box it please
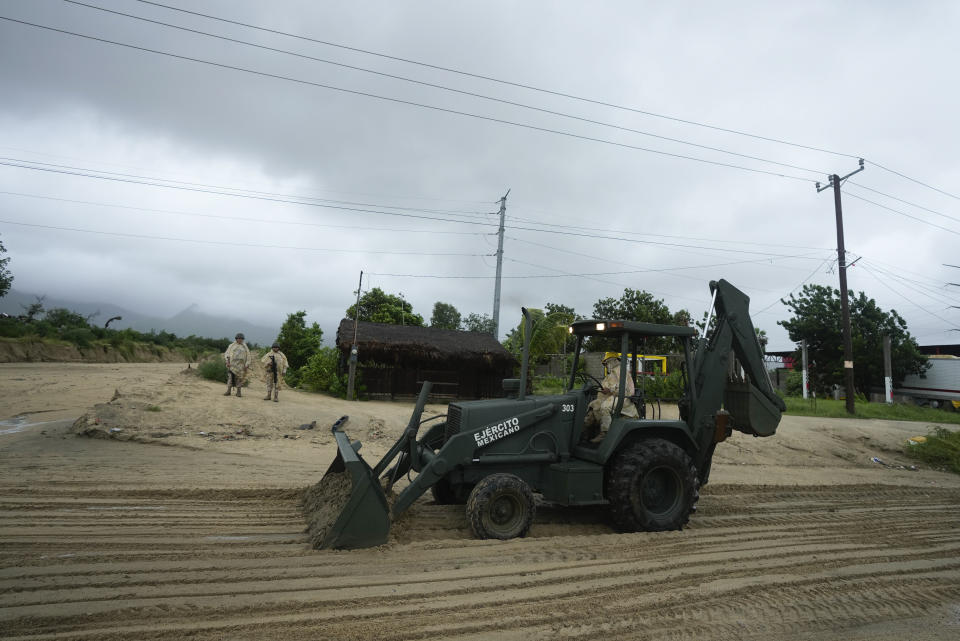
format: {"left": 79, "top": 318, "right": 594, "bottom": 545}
{"left": 591, "top": 289, "right": 690, "bottom": 352}
{"left": 462, "top": 312, "right": 496, "bottom": 335}
{"left": 502, "top": 308, "right": 575, "bottom": 363}
{"left": 276, "top": 310, "right": 324, "bottom": 371}
{"left": 0, "top": 235, "right": 11, "bottom": 299}
{"left": 430, "top": 301, "right": 461, "bottom": 330}
{"left": 345, "top": 287, "right": 424, "bottom": 326}
{"left": 545, "top": 302, "right": 580, "bottom": 353}
{"left": 779, "top": 284, "right": 927, "bottom": 397}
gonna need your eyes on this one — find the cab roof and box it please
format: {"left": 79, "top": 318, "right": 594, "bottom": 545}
{"left": 568, "top": 319, "right": 696, "bottom": 339}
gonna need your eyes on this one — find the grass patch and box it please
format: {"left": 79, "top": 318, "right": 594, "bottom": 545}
{"left": 145, "top": 405, "right": 162, "bottom": 412}
{"left": 904, "top": 427, "right": 960, "bottom": 474}
{"left": 783, "top": 397, "right": 960, "bottom": 424}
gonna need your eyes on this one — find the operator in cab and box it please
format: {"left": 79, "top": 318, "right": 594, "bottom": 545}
{"left": 583, "top": 354, "right": 638, "bottom": 443}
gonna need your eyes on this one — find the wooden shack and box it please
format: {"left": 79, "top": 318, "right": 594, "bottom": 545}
{"left": 335, "top": 320, "right": 517, "bottom": 400}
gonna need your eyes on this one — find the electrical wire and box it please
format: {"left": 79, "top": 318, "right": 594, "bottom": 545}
{"left": 0, "top": 190, "right": 491, "bottom": 236}
{"left": 504, "top": 221, "right": 831, "bottom": 260}
{"left": 753, "top": 255, "right": 835, "bottom": 315}
{"left": 0, "top": 218, "right": 495, "bottom": 256}
{"left": 63, "top": 0, "right": 830, "bottom": 177}
{"left": 0, "top": 161, "right": 835, "bottom": 257}
{"left": 0, "top": 159, "right": 500, "bottom": 228}
{"left": 505, "top": 235, "right": 829, "bottom": 281}
{"left": 846, "top": 181, "right": 960, "bottom": 225}
{"left": 0, "top": 157, "right": 496, "bottom": 219}
{"left": 0, "top": 16, "right": 819, "bottom": 184}
{"left": 844, "top": 191, "right": 960, "bottom": 236}
{"left": 0, "top": 145, "right": 493, "bottom": 207}
{"left": 867, "top": 161, "right": 960, "bottom": 202}
{"left": 506, "top": 216, "right": 832, "bottom": 253}
{"left": 858, "top": 263, "right": 957, "bottom": 326}
{"left": 130, "top": 0, "right": 861, "bottom": 160}
{"left": 856, "top": 259, "right": 960, "bottom": 308}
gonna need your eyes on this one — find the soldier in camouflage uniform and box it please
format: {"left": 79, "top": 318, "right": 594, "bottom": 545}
{"left": 261, "top": 342, "right": 289, "bottom": 402}
{"left": 223, "top": 333, "right": 250, "bottom": 397}
{"left": 584, "top": 355, "right": 638, "bottom": 442}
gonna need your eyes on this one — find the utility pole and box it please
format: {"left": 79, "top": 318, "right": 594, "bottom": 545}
{"left": 347, "top": 270, "right": 363, "bottom": 401}
{"left": 883, "top": 335, "right": 893, "bottom": 404}
{"left": 492, "top": 189, "right": 510, "bottom": 339}
{"left": 816, "top": 159, "right": 864, "bottom": 415}
{"left": 801, "top": 339, "right": 809, "bottom": 400}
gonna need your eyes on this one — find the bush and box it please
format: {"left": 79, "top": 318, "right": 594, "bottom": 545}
{"left": 904, "top": 427, "right": 960, "bottom": 474}
{"left": 533, "top": 375, "right": 565, "bottom": 395}
{"left": 198, "top": 358, "right": 227, "bottom": 383}
{"left": 784, "top": 369, "right": 803, "bottom": 397}
{"left": 299, "top": 347, "right": 355, "bottom": 397}
{"left": 61, "top": 327, "right": 95, "bottom": 348}
{"left": 644, "top": 370, "right": 684, "bottom": 400}
{"left": 0, "top": 317, "right": 25, "bottom": 338}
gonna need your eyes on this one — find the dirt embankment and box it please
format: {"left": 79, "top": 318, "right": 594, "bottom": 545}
{"left": 0, "top": 338, "right": 191, "bottom": 363}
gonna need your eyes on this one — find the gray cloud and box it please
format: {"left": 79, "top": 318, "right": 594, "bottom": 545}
{"left": 1, "top": 0, "right": 958, "bottom": 349}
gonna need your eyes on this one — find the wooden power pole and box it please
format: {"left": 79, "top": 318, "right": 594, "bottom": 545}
{"left": 817, "top": 159, "right": 864, "bottom": 415}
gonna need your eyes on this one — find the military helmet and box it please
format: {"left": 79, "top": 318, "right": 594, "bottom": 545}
{"left": 235, "top": 332, "right": 245, "bottom": 340}
{"left": 271, "top": 342, "right": 280, "bottom": 348}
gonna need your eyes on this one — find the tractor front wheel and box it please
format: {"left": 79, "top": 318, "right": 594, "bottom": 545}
{"left": 606, "top": 438, "right": 698, "bottom": 532}
{"left": 466, "top": 473, "right": 535, "bottom": 540}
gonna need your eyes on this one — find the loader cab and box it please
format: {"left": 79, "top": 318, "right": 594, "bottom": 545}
{"left": 565, "top": 319, "right": 697, "bottom": 445}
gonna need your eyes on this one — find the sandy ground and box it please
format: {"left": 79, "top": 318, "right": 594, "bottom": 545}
{"left": 1, "top": 362, "right": 959, "bottom": 640}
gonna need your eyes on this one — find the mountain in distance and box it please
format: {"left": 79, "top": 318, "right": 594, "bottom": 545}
{"left": 0, "top": 290, "right": 277, "bottom": 346}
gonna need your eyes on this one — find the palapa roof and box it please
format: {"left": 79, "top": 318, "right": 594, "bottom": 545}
{"left": 336, "top": 319, "right": 516, "bottom": 366}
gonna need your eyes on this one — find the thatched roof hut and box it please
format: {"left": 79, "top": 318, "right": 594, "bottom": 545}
{"left": 335, "top": 320, "right": 517, "bottom": 399}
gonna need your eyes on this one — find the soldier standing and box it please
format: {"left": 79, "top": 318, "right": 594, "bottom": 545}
{"left": 261, "top": 342, "right": 289, "bottom": 402}
{"left": 223, "top": 333, "right": 250, "bottom": 397}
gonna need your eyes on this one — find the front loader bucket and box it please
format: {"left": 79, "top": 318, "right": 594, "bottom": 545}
{"left": 303, "top": 418, "right": 391, "bottom": 550}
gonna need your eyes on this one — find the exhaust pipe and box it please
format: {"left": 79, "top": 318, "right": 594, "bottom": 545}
{"left": 518, "top": 307, "right": 532, "bottom": 401}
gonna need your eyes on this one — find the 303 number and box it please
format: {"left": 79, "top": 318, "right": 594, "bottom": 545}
{"left": 561, "top": 404, "right": 575, "bottom": 412}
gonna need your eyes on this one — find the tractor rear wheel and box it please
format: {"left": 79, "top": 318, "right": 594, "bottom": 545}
{"left": 466, "top": 473, "right": 535, "bottom": 540}
{"left": 606, "top": 438, "right": 698, "bottom": 532}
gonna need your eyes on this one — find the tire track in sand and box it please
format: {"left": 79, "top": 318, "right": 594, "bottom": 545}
{"left": 1, "top": 484, "right": 959, "bottom": 640}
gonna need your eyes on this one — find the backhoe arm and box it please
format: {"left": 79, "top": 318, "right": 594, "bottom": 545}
{"left": 690, "top": 280, "right": 785, "bottom": 455}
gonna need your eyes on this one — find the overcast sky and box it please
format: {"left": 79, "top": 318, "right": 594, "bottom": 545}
{"left": 1, "top": 0, "right": 958, "bottom": 351}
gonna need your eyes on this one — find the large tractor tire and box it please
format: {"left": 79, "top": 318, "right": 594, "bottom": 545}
{"left": 606, "top": 438, "right": 699, "bottom": 532}
{"left": 466, "top": 473, "right": 535, "bottom": 540}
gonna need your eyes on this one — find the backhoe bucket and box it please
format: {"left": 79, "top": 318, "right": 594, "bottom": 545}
{"left": 303, "top": 417, "right": 391, "bottom": 550}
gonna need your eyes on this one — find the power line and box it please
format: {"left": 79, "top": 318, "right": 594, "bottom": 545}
{"left": 0, "top": 159, "right": 500, "bottom": 228}
{"left": 0, "top": 156, "right": 495, "bottom": 219}
{"left": 504, "top": 220, "right": 831, "bottom": 260}
{"left": 844, "top": 192, "right": 960, "bottom": 236}
{"left": 0, "top": 160, "right": 833, "bottom": 257}
{"left": 867, "top": 160, "right": 960, "bottom": 202}
{"left": 0, "top": 16, "right": 818, "bottom": 184}
{"left": 0, "top": 218, "right": 494, "bottom": 256}
{"left": 858, "top": 263, "right": 957, "bottom": 327}
{"left": 856, "top": 259, "right": 960, "bottom": 308}
{"left": 0, "top": 190, "right": 491, "bottom": 237}
{"left": 0, "top": 145, "right": 493, "bottom": 207}
{"left": 506, "top": 235, "right": 828, "bottom": 281}
{"left": 506, "top": 215, "right": 832, "bottom": 253}
{"left": 63, "top": 0, "right": 829, "bottom": 178}
{"left": 846, "top": 181, "right": 960, "bottom": 225}
{"left": 130, "top": 0, "right": 860, "bottom": 160}
{"left": 753, "top": 255, "right": 835, "bottom": 315}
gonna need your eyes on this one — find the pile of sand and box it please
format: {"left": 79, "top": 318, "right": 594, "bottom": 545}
{"left": 302, "top": 471, "right": 354, "bottom": 548}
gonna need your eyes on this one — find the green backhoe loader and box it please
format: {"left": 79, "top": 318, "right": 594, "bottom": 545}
{"left": 306, "top": 279, "right": 785, "bottom": 549}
